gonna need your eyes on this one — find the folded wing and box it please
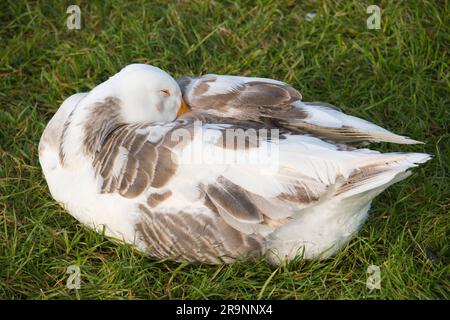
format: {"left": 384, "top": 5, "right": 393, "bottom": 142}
{"left": 177, "top": 75, "right": 421, "bottom": 145}
{"left": 91, "top": 119, "right": 429, "bottom": 262}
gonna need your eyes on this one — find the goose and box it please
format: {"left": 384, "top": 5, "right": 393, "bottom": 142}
{"left": 39, "top": 64, "right": 430, "bottom": 265}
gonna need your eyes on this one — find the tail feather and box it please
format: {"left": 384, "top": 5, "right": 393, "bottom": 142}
{"left": 278, "top": 101, "right": 425, "bottom": 145}
{"left": 335, "top": 152, "right": 431, "bottom": 198}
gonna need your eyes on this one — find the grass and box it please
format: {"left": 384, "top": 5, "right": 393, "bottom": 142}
{"left": 0, "top": 0, "right": 449, "bottom": 299}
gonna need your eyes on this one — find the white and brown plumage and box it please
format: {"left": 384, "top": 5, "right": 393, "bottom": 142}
{"left": 39, "top": 64, "right": 430, "bottom": 265}
{"left": 177, "top": 74, "right": 422, "bottom": 145}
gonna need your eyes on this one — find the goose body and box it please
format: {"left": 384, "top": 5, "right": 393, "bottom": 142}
{"left": 39, "top": 64, "right": 430, "bottom": 265}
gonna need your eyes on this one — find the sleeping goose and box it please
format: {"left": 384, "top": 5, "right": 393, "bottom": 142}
{"left": 39, "top": 64, "right": 430, "bottom": 265}
{"left": 177, "top": 74, "right": 421, "bottom": 145}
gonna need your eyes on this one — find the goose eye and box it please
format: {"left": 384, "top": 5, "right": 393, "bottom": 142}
{"left": 160, "top": 89, "right": 170, "bottom": 97}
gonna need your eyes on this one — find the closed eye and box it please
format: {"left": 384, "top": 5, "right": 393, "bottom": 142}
{"left": 160, "top": 89, "right": 170, "bottom": 96}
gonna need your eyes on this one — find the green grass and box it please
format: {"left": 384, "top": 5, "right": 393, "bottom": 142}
{"left": 0, "top": 0, "right": 449, "bottom": 299}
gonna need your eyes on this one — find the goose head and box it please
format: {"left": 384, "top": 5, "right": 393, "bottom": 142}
{"left": 105, "top": 64, "right": 189, "bottom": 123}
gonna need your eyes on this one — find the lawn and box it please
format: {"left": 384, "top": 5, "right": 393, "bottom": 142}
{"left": 0, "top": 0, "right": 448, "bottom": 299}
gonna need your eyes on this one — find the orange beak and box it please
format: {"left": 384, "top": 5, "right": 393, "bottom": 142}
{"left": 176, "top": 99, "right": 190, "bottom": 117}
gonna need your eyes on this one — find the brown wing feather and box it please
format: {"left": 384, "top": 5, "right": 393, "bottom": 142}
{"left": 136, "top": 205, "right": 263, "bottom": 264}
{"left": 92, "top": 123, "right": 181, "bottom": 198}
{"left": 178, "top": 76, "right": 420, "bottom": 145}
{"left": 177, "top": 76, "right": 303, "bottom": 121}
{"left": 201, "top": 172, "right": 329, "bottom": 235}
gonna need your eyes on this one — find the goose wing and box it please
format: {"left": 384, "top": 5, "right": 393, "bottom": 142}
{"left": 177, "top": 74, "right": 421, "bottom": 144}
{"left": 93, "top": 120, "right": 428, "bottom": 242}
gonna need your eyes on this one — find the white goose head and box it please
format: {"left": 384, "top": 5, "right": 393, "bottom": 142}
{"left": 106, "top": 64, "right": 188, "bottom": 123}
